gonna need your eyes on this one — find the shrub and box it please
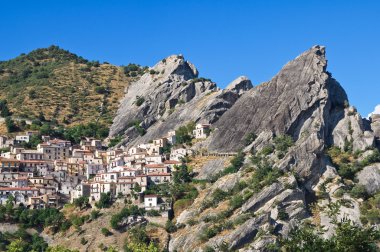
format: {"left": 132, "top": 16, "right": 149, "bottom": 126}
{"left": 244, "top": 132, "right": 257, "bottom": 146}
{"left": 350, "top": 184, "right": 368, "bottom": 199}
{"left": 101, "top": 227, "right": 112, "bottom": 236}
{"left": 175, "top": 121, "right": 196, "bottom": 144}
{"left": 277, "top": 207, "right": 289, "bottom": 221}
{"left": 108, "top": 135, "right": 123, "bottom": 148}
{"left": 0, "top": 100, "right": 11, "bottom": 117}
{"left": 135, "top": 96, "right": 145, "bottom": 106}
{"left": 90, "top": 210, "right": 101, "bottom": 220}
{"left": 165, "top": 220, "right": 177, "bottom": 233}
{"left": 95, "top": 86, "right": 108, "bottom": 94}
{"left": 229, "top": 195, "right": 244, "bottom": 210}
{"left": 146, "top": 210, "right": 161, "bottom": 217}
{"left": 261, "top": 145, "right": 274, "bottom": 156}
{"left": 95, "top": 192, "right": 113, "bottom": 209}
{"left": 73, "top": 196, "right": 89, "bottom": 210}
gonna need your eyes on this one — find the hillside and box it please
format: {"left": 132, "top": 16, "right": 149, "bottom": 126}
{"left": 1, "top": 46, "right": 380, "bottom": 252}
{"left": 0, "top": 45, "right": 139, "bottom": 128}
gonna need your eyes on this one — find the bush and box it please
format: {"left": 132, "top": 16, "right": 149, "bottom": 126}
{"left": 95, "top": 192, "right": 113, "bottom": 209}
{"left": 5, "top": 117, "right": 17, "bottom": 132}
{"left": 165, "top": 220, "right": 177, "bottom": 233}
{"left": 110, "top": 205, "right": 145, "bottom": 230}
{"left": 244, "top": 132, "right": 257, "bottom": 146}
{"left": 261, "top": 145, "right": 274, "bottom": 156}
{"left": 146, "top": 210, "right": 161, "bottom": 217}
{"left": 350, "top": 184, "right": 368, "bottom": 199}
{"left": 135, "top": 96, "right": 145, "bottom": 106}
{"left": 229, "top": 195, "right": 244, "bottom": 210}
{"left": 108, "top": 135, "right": 123, "bottom": 148}
{"left": 101, "top": 227, "right": 112, "bottom": 236}
{"left": 0, "top": 100, "right": 11, "bottom": 117}
{"left": 175, "top": 121, "right": 196, "bottom": 145}
{"left": 274, "top": 134, "right": 294, "bottom": 158}
{"left": 73, "top": 196, "right": 89, "bottom": 210}
{"left": 282, "top": 218, "right": 380, "bottom": 251}
{"left": 90, "top": 210, "right": 101, "bottom": 220}
{"left": 95, "top": 86, "right": 108, "bottom": 94}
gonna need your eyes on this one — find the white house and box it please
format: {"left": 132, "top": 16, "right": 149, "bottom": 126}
{"left": 193, "top": 124, "right": 211, "bottom": 139}
{"left": 144, "top": 194, "right": 158, "bottom": 210}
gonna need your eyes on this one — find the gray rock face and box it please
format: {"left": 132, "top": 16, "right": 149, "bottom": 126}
{"left": 357, "top": 163, "right": 380, "bottom": 195}
{"left": 332, "top": 107, "right": 375, "bottom": 151}
{"left": 225, "top": 76, "right": 253, "bottom": 95}
{"left": 208, "top": 46, "right": 348, "bottom": 152}
{"left": 195, "top": 158, "right": 228, "bottom": 179}
{"left": 109, "top": 55, "right": 252, "bottom": 146}
{"left": 242, "top": 182, "right": 285, "bottom": 213}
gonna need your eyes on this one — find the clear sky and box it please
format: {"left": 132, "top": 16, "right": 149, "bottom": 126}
{"left": 0, "top": 0, "right": 379, "bottom": 116}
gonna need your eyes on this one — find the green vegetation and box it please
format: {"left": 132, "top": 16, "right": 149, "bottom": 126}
{"left": 210, "top": 151, "right": 245, "bottom": 182}
{"left": 95, "top": 86, "right": 108, "bottom": 94}
{"left": 122, "top": 64, "right": 147, "bottom": 77}
{"left": 0, "top": 45, "right": 132, "bottom": 128}
{"left": 108, "top": 135, "right": 123, "bottom": 148}
{"left": 281, "top": 218, "right": 380, "bottom": 251}
{"left": 124, "top": 226, "right": 159, "bottom": 252}
{"left": 95, "top": 192, "right": 113, "bottom": 209}
{"left": 63, "top": 122, "right": 109, "bottom": 144}
{"left": 0, "top": 198, "right": 70, "bottom": 233}
{"left": 244, "top": 132, "right": 257, "bottom": 146}
{"left": 249, "top": 160, "right": 283, "bottom": 193}
{"left": 72, "top": 196, "right": 90, "bottom": 210}
{"left": 135, "top": 96, "right": 145, "bottom": 107}
{"left": 101, "top": 227, "right": 112, "bottom": 237}
{"left": 5, "top": 117, "right": 17, "bottom": 133}
{"left": 110, "top": 205, "right": 145, "bottom": 230}
{"left": 128, "top": 120, "right": 146, "bottom": 136}
{"left": 0, "top": 228, "right": 48, "bottom": 252}
{"left": 273, "top": 134, "right": 294, "bottom": 159}
{"left": 327, "top": 146, "right": 380, "bottom": 181}
{"left": 0, "top": 100, "right": 11, "bottom": 117}
{"left": 175, "top": 121, "right": 196, "bottom": 145}
{"left": 360, "top": 192, "right": 380, "bottom": 225}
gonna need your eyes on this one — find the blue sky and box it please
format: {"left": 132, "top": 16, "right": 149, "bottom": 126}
{"left": 0, "top": 0, "right": 379, "bottom": 116}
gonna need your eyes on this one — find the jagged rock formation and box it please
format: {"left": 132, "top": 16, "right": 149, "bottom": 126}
{"left": 209, "top": 46, "right": 359, "bottom": 152}
{"left": 109, "top": 55, "right": 252, "bottom": 146}
{"left": 167, "top": 46, "right": 379, "bottom": 251}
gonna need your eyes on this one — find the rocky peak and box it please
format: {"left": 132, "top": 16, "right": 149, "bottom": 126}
{"left": 225, "top": 76, "right": 253, "bottom": 95}
{"left": 151, "top": 54, "right": 199, "bottom": 80}
{"left": 109, "top": 55, "right": 216, "bottom": 139}
{"left": 207, "top": 45, "right": 346, "bottom": 152}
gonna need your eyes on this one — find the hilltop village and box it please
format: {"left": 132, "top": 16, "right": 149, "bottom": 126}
{"left": 0, "top": 123, "right": 211, "bottom": 212}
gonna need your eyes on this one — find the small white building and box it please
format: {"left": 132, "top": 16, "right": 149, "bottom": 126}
{"left": 15, "top": 135, "right": 30, "bottom": 144}
{"left": 193, "top": 124, "right": 211, "bottom": 139}
{"left": 144, "top": 194, "right": 158, "bottom": 210}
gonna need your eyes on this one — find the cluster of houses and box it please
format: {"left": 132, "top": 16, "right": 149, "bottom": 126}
{"left": 0, "top": 123, "right": 211, "bottom": 212}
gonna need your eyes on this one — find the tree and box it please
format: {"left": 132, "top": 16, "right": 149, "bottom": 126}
{"left": 133, "top": 183, "right": 142, "bottom": 193}
{"left": 282, "top": 218, "right": 380, "bottom": 251}
{"left": 73, "top": 196, "right": 89, "bottom": 210}
{"left": 6, "top": 238, "right": 28, "bottom": 252}
{"left": 5, "top": 117, "right": 17, "bottom": 133}
{"left": 95, "top": 192, "right": 112, "bottom": 209}
{"left": 173, "top": 164, "right": 191, "bottom": 184}
{"left": 0, "top": 100, "right": 11, "bottom": 117}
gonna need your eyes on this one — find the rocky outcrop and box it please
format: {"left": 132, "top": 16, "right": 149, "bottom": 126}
{"left": 357, "top": 163, "right": 380, "bottom": 195}
{"left": 109, "top": 55, "right": 252, "bottom": 146}
{"left": 207, "top": 45, "right": 348, "bottom": 153}
{"left": 332, "top": 107, "right": 375, "bottom": 151}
